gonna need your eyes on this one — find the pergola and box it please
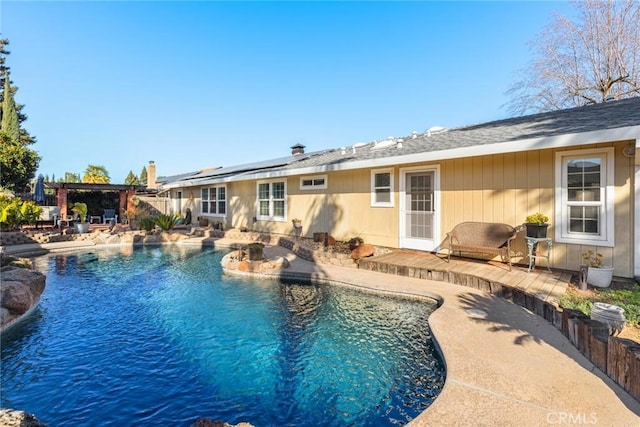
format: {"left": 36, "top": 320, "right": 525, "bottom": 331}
{"left": 48, "top": 182, "right": 147, "bottom": 220}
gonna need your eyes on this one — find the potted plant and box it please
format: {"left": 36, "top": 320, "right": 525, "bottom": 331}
{"left": 247, "top": 242, "right": 265, "bottom": 261}
{"left": 581, "top": 250, "right": 614, "bottom": 288}
{"left": 348, "top": 237, "right": 364, "bottom": 251}
{"left": 524, "top": 212, "right": 549, "bottom": 238}
{"left": 292, "top": 218, "right": 302, "bottom": 229}
{"left": 71, "top": 202, "right": 89, "bottom": 233}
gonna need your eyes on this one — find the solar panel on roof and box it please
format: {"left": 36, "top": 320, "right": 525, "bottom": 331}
{"left": 185, "top": 152, "right": 321, "bottom": 180}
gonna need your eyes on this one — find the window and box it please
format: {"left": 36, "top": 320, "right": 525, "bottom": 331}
{"left": 201, "top": 186, "right": 226, "bottom": 216}
{"left": 555, "top": 148, "right": 614, "bottom": 246}
{"left": 300, "top": 175, "right": 327, "bottom": 190}
{"left": 257, "top": 180, "right": 286, "bottom": 220}
{"left": 371, "top": 169, "right": 394, "bottom": 207}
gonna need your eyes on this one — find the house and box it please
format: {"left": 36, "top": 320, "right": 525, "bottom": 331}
{"left": 159, "top": 97, "right": 640, "bottom": 279}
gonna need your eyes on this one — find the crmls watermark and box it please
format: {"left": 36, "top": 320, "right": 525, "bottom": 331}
{"left": 547, "top": 412, "right": 598, "bottom": 425}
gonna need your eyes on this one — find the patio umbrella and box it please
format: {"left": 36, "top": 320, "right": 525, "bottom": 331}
{"left": 34, "top": 174, "right": 45, "bottom": 204}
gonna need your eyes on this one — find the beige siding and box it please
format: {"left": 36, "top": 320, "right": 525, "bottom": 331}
{"left": 173, "top": 140, "right": 635, "bottom": 278}
{"left": 438, "top": 141, "right": 634, "bottom": 277}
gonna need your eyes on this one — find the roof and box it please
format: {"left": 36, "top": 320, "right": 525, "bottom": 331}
{"left": 161, "top": 97, "right": 640, "bottom": 189}
{"left": 49, "top": 183, "right": 147, "bottom": 191}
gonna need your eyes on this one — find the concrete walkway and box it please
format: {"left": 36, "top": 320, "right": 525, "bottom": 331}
{"left": 4, "top": 239, "right": 640, "bottom": 426}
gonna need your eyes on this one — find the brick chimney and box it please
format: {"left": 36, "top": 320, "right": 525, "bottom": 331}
{"left": 147, "top": 160, "right": 157, "bottom": 189}
{"left": 291, "top": 143, "right": 305, "bottom": 155}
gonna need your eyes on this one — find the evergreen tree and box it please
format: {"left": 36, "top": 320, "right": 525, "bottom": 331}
{"left": 45, "top": 174, "right": 50, "bottom": 182}
{"left": 124, "top": 170, "right": 139, "bottom": 185}
{"left": 51, "top": 173, "right": 55, "bottom": 183}
{"left": 0, "top": 39, "right": 40, "bottom": 192}
{"left": 63, "top": 172, "right": 81, "bottom": 183}
{"left": 1, "top": 70, "right": 19, "bottom": 142}
{"left": 139, "top": 166, "right": 148, "bottom": 186}
{"left": 83, "top": 165, "right": 110, "bottom": 184}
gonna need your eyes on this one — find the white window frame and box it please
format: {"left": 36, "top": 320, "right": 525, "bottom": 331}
{"left": 300, "top": 175, "right": 327, "bottom": 190}
{"left": 555, "top": 147, "right": 615, "bottom": 247}
{"left": 256, "top": 179, "right": 287, "bottom": 221}
{"left": 371, "top": 168, "right": 394, "bottom": 207}
{"left": 201, "top": 185, "right": 227, "bottom": 217}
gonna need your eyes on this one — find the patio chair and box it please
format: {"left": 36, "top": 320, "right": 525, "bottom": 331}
{"left": 103, "top": 209, "right": 118, "bottom": 224}
{"left": 57, "top": 214, "right": 75, "bottom": 229}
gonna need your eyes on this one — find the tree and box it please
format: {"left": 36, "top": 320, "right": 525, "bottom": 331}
{"left": 1, "top": 70, "right": 19, "bottom": 142}
{"left": 506, "top": 0, "right": 640, "bottom": 115}
{"left": 139, "top": 166, "right": 148, "bottom": 186}
{"left": 62, "top": 172, "right": 81, "bottom": 183}
{"left": 0, "top": 39, "right": 39, "bottom": 192}
{"left": 0, "top": 133, "right": 39, "bottom": 192}
{"left": 83, "top": 165, "right": 110, "bottom": 184}
{"left": 124, "top": 170, "right": 139, "bottom": 185}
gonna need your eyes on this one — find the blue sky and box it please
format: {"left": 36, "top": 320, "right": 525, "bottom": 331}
{"left": 2, "top": 1, "right": 574, "bottom": 183}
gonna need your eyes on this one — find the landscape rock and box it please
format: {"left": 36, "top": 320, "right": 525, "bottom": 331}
{"left": 351, "top": 243, "right": 375, "bottom": 260}
{"left": 191, "top": 418, "right": 253, "bottom": 427}
{"left": 0, "top": 409, "right": 47, "bottom": 427}
{"left": 1, "top": 281, "right": 33, "bottom": 314}
{"left": 0, "top": 265, "right": 47, "bottom": 331}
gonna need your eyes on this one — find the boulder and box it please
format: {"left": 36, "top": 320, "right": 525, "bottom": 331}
{"left": 1, "top": 281, "right": 33, "bottom": 314}
{"left": 351, "top": 243, "right": 375, "bottom": 260}
{"left": 105, "top": 234, "right": 122, "bottom": 245}
{"left": 191, "top": 419, "right": 253, "bottom": 427}
{"left": 1, "top": 267, "right": 46, "bottom": 297}
{"left": 0, "top": 409, "right": 47, "bottom": 427}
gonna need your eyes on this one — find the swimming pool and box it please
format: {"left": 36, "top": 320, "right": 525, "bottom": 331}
{"left": 1, "top": 246, "right": 445, "bottom": 426}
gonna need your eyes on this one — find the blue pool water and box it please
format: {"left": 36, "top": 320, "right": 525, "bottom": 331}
{"left": 1, "top": 246, "right": 445, "bottom": 426}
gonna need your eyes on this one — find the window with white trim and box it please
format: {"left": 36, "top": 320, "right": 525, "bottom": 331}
{"left": 201, "top": 186, "right": 226, "bottom": 216}
{"left": 371, "top": 169, "right": 394, "bottom": 207}
{"left": 300, "top": 175, "right": 327, "bottom": 190}
{"left": 555, "top": 148, "right": 614, "bottom": 246}
{"left": 257, "top": 180, "right": 286, "bottom": 220}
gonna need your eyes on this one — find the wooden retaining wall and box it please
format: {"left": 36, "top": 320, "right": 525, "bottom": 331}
{"left": 561, "top": 309, "right": 640, "bottom": 401}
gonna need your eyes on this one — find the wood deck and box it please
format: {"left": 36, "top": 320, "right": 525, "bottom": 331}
{"left": 359, "top": 250, "right": 572, "bottom": 308}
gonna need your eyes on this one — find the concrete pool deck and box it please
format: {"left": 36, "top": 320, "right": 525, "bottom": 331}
{"left": 4, "top": 238, "right": 640, "bottom": 426}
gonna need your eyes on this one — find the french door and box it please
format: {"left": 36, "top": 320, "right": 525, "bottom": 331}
{"left": 399, "top": 167, "right": 440, "bottom": 251}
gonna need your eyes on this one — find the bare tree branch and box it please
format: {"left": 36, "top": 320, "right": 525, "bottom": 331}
{"left": 505, "top": 0, "right": 640, "bottom": 115}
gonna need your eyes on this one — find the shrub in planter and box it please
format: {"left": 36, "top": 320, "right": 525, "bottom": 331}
{"left": 524, "top": 212, "right": 549, "bottom": 238}
{"left": 71, "top": 202, "right": 89, "bottom": 233}
{"left": 247, "top": 242, "right": 265, "bottom": 261}
{"left": 348, "top": 237, "right": 364, "bottom": 251}
{"left": 581, "top": 250, "right": 614, "bottom": 288}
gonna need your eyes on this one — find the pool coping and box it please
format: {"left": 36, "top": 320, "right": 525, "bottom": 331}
{"left": 5, "top": 239, "right": 640, "bottom": 426}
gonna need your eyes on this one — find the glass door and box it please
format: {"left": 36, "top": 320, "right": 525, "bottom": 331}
{"left": 400, "top": 168, "right": 439, "bottom": 251}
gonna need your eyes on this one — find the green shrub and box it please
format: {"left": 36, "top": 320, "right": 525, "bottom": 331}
{"left": 20, "top": 201, "right": 43, "bottom": 225}
{"left": 70, "top": 202, "right": 88, "bottom": 223}
{"left": 0, "top": 196, "right": 43, "bottom": 230}
{"left": 155, "top": 214, "right": 178, "bottom": 231}
{"left": 138, "top": 217, "right": 156, "bottom": 232}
